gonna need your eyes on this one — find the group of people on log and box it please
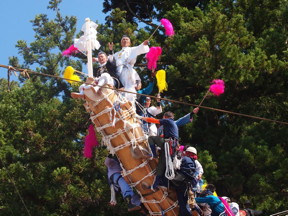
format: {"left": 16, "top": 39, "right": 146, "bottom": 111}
{"left": 70, "top": 36, "right": 262, "bottom": 216}
{"left": 71, "top": 35, "right": 149, "bottom": 103}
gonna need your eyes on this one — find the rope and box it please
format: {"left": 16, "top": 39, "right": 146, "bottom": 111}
{"left": 121, "top": 159, "right": 151, "bottom": 177}
{"left": 129, "top": 169, "right": 156, "bottom": 187}
{"left": 89, "top": 93, "right": 150, "bottom": 158}
{"left": 270, "top": 210, "right": 288, "bottom": 216}
{"left": 140, "top": 187, "right": 169, "bottom": 204}
{"left": 1, "top": 64, "right": 288, "bottom": 125}
{"left": 164, "top": 141, "right": 175, "bottom": 180}
{"left": 148, "top": 200, "right": 178, "bottom": 215}
{"left": 162, "top": 200, "right": 179, "bottom": 215}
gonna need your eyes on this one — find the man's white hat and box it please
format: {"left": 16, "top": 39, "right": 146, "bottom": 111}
{"left": 186, "top": 147, "right": 197, "bottom": 155}
{"left": 222, "top": 196, "right": 231, "bottom": 202}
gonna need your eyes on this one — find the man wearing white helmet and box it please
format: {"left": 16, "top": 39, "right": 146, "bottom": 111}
{"left": 186, "top": 146, "right": 204, "bottom": 193}
{"left": 171, "top": 145, "right": 198, "bottom": 216}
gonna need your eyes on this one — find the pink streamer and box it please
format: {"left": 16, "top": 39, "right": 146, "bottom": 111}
{"left": 179, "top": 145, "right": 185, "bottom": 152}
{"left": 62, "top": 45, "right": 79, "bottom": 56}
{"left": 83, "top": 124, "right": 99, "bottom": 158}
{"left": 218, "top": 197, "right": 235, "bottom": 216}
{"left": 146, "top": 47, "right": 162, "bottom": 70}
{"left": 209, "top": 79, "right": 225, "bottom": 96}
{"left": 160, "top": 18, "right": 175, "bottom": 37}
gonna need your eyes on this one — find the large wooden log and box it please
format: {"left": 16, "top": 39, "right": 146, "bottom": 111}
{"left": 74, "top": 85, "right": 179, "bottom": 215}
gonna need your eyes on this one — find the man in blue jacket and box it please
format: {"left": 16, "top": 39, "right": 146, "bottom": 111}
{"left": 195, "top": 189, "right": 225, "bottom": 216}
{"left": 171, "top": 150, "right": 197, "bottom": 216}
{"left": 141, "top": 111, "right": 178, "bottom": 190}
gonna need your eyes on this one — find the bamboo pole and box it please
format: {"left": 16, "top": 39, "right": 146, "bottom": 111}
{"left": 197, "top": 89, "right": 210, "bottom": 107}
{"left": 147, "top": 24, "right": 161, "bottom": 41}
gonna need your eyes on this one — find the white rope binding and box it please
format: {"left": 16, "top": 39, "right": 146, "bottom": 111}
{"left": 164, "top": 141, "right": 175, "bottom": 180}
{"left": 148, "top": 200, "right": 178, "bottom": 215}
{"left": 87, "top": 88, "right": 179, "bottom": 215}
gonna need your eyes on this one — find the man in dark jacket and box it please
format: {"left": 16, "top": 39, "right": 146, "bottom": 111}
{"left": 141, "top": 111, "right": 179, "bottom": 190}
{"left": 243, "top": 200, "right": 263, "bottom": 216}
{"left": 93, "top": 51, "right": 123, "bottom": 89}
{"left": 172, "top": 152, "right": 197, "bottom": 216}
{"left": 73, "top": 47, "right": 123, "bottom": 89}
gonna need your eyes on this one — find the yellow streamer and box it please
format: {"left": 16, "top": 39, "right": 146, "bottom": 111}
{"left": 63, "top": 66, "right": 81, "bottom": 84}
{"left": 155, "top": 69, "right": 168, "bottom": 93}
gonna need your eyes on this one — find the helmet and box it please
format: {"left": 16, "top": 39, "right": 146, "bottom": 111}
{"left": 186, "top": 147, "right": 197, "bottom": 155}
{"left": 222, "top": 196, "right": 231, "bottom": 202}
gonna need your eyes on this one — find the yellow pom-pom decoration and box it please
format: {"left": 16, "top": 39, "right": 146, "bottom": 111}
{"left": 70, "top": 74, "right": 81, "bottom": 83}
{"left": 63, "top": 66, "right": 81, "bottom": 84}
{"left": 201, "top": 183, "right": 218, "bottom": 197}
{"left": 155, "top": 69, "right": 168, "bottom": 93}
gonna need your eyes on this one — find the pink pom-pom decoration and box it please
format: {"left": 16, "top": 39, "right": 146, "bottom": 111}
{"left": 179, "top": 145, "right": 185, "bottom": 152}
{"left": 83, "top": 124, "right": 99, "bottom": 158}
{"left": 62, "top": 45, "right": 79, "bottom": 56}
{"left": 209, "top": 79, "right": 225, "bottom": 96}
{"left": 146, "top": 47, "right": 162, "bottom": 70}
{"left": 160, "top": 18, "right": 175, "bottom": 37}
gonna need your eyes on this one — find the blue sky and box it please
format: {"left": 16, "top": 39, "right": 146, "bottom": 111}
{"left": 0, "top": 0, "right": 106, "bottom": 79}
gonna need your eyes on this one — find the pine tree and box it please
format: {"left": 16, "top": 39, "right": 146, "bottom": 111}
{"left": 1, "top": 0, "right": 288, "bottom": 214}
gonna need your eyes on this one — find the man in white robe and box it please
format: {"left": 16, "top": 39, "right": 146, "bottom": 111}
{"left": 113, "top": 36, "right": 149, "bottom": 102}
